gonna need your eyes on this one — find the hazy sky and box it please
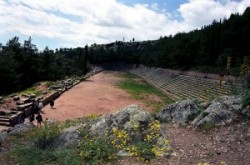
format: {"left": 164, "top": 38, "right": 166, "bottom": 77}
{"left": 0, "top": 0, "right": 249, "bottom": 50}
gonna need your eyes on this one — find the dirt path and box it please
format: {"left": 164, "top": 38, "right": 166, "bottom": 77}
{"left": 42, "top": 71, "right": 147, "bottom": 121}
{"left": 166, "top": 122, "right": 250, "bottom": 165}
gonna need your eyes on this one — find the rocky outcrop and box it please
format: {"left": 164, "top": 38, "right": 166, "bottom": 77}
{"left": 156, "top": 96, "right": 249, "bottom": 128}
{"left": 191, "top": 96, "right": 250, "bottom": 128}
{"left": 212, "top": 95, "right": 250, "bottom": 117}
{"left": 89, "top": 104, "right": 171, "bottom": 157}
{"left": 192, "top": 101, "right": 236, "bottom": 128}
{"left": 90, "top": 104, "right": 154, "bottom": 137}
{"left": 217, "top": 96, "right": 243, "bottom": 113}
{"left": 156, "top": 99, "right": 199, "bottom": 124}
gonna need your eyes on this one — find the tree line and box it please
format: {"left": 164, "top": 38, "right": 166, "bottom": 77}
{"left": 0, "top": 37, "right": 87, "bottom": 95}
{"left": 88, "top": 7, "right": 250, "bottom": 75}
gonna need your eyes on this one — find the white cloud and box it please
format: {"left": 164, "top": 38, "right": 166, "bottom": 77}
{"left": 0, "top": 0, "right": 249, "bottom": 49}
{"left": 179, "top": 0, "right": 250, "bottom": 28}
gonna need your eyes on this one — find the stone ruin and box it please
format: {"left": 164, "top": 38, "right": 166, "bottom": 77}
{"left": 0, "top": 91, "right": 60, "bottom": 127}
{"left": 0, "top": 66, "right": 103, "bottom": 128}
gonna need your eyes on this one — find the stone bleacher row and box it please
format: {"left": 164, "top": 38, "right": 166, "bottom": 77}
{"left": 130, "top": 67, "right": 243, "bottom": 101}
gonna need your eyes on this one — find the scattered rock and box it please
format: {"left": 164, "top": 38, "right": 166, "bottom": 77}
{"left": 156, "top": 99, "right": 199, "bottom": 124}
{"left": 30, "top": 94, "right": 36, "bottom": 98}
{"left": 21, "top": 94, "right": 30, "bottom": 98}
{"left": 10, "top": 94, "right": 15, "bottom": 97}
{"left": 13, "top": 96, "right": 20, "bottom": 101}
{"left": 16, "top": 101, "right": 25, "bottom": 105}
{"left": 8, "top": 123, "right": 34, "bottom": 135}
{"left": 117, "top": 150, "right": 131, "bottom": 157}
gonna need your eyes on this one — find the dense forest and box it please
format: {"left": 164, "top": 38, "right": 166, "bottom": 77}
{"left": 0, "top": 7, "right": 250, "bottom": 95}
{"left": 88, "top": 7, "right": 250, "bottom": 74}
{"left": 0, "top": 37, "right": 88, "bottom": 95}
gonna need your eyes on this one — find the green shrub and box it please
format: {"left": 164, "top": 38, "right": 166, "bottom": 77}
{"left": 34, "top": 124, "right": 60, "bottom": 149}
{"left": 133, "top": 141, "right": 155, "bottom": 161}
{"left": 10, "top": 144, "right": 80, "bottom": 165}
{"left": 19, "top": 86, "right": 43, "bottom": 96}
{"left": 78, "top": 137, "right": 117, "bottom": 165}
{"left": 46, "top": 81, "right": 56, "bottom": 88}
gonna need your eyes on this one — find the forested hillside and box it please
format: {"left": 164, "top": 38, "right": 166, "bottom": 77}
{"left": 88, "top": 7, "right": 250, "bottom": 74}
{"left": 0, "top": 37, "right": 88, "bottom": 95}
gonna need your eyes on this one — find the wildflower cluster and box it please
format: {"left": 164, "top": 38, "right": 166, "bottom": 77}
{"left": 152, "top": 145, "right": 164, "bottom": 157}
{"left": 78, "top": 120, "right": 171, "bottom": 163}
{"left": 111, "top": 127, "right": 130, "bottom": 150}
{"left": 128, "top": 145, "right": 138, "bottom": 157}
{"left": 111, "top": 120, "right": 170, "bottom": 160}
{"left": 145, "top": 120, "right": 161, "bottom": 143}
{"left": 152, "top": 138, "right": 171, "bottom": 157}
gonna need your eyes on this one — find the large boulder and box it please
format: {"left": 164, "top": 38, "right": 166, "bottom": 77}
{"left": 90, "top": 104, "right": 154, "bottom": 137}
{"left": 156, "top": 99, "right": 199, "bottom": 124}
{"left": 192, "top": 101, "right": 236, "bottom": 128}
{"left": 56, "top": 125, "right": 81, "bottom": 148}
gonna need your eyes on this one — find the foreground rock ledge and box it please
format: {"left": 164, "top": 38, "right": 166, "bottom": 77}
{"left": 157, "top": 95, "right": 250, "bottom": 128}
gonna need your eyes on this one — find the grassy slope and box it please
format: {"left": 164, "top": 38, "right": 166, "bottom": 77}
{"left": 117, "top": 72, "right": 173, "bottom": 112}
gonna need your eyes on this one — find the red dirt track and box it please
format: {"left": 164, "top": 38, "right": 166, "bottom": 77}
{"left": 43, "top": 71, "right": 147, "bottom": 121}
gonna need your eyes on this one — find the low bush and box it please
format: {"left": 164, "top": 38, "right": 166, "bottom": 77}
{"left": 34, "top": 124, "right": 60, "bottom": 149}
{"left": 78, "top": 137, "right": 117, "bottom": 164}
